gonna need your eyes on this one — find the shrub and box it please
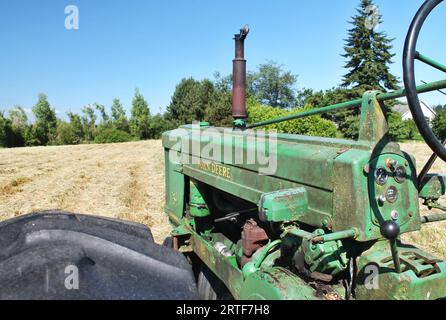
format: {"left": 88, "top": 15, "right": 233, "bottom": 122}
{"left": 55, "top": 121, "right": 80, "bottom": 146}
{"left": 247, "top": 99, "right": 337, "bottom": 138}
{"left": 432, "top": 107, "right": 446, "bottom": 141}
{"left": 94, "top": 127, "right": 134, "bottom": 144}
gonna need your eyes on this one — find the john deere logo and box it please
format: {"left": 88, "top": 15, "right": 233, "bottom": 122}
{"left": 199, "top": 161, "right": 232, "bottom": 180}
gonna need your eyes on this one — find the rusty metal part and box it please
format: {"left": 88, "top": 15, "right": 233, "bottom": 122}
{"left": 232, "top": 25, "right": 249, "bottom": 121}
{"left": 241, "top": 219, "right": 269, "bottom": 266}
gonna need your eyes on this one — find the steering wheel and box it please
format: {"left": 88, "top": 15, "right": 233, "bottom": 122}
{"left": 403, "top": 0, "right": 446, "bottom": 161}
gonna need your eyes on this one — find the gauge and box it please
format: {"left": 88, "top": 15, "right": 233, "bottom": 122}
{"left": 374, "top": 167, "right": 388, "bottom": 185}
{"left": 394, "top": 166, "right": 406, "bottom": 183}
{"left": 386, "top": 186, "right": 398, "bottom": 203}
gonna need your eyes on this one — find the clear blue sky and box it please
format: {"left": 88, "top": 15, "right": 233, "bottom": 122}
{"left": 0, "top": 0, "right": 445, "bottom": 119}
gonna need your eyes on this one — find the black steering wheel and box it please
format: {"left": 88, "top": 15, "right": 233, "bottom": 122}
{"left": 403, "top": 0, "right": 446, "bottom": 161}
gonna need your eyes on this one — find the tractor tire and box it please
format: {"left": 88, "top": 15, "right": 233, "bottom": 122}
{"left": 197, "top": 264, "right": 232, "bottom": 300}
{"left": 163, "top": 236, "right": 173, "bottom": 248}
{"left": 0, "top": 211, "right": 198, "bottom": 300}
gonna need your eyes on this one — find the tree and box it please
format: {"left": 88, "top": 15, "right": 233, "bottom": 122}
{"left": 5, "top": 106, "right": 30, "bottom": 147}
{"left": 95, "top": 104, "right": 110, "bottom": 125}
{"left": 0, "top": 112, "right": 7, "bottom": 147}
{"left": 149, "top": 114, "right": 174, "bottom": 139}
{"left": 67, "top": 112, "right": 84, "bottom": 144}
{"left": 130, "top": 89, "right": 151, "bottom": 139}
{"left": 55, "top": 120, "right": 78, "bottom": 145}
{"left": 166, "top": 78, "right": 204, "bottom": 124}
{"left": 110, "top": 98, "right": 129, "bottom": 132}
{"left": 204, "top": 73, "right": 233, "bottom": 127}
{"left": 81, "top": 105, "right": 97, "bottom": 142}
{"left": 432, "top": 105, "right": 446, "bottom": 141}
{"left": 342, "top": 0, "right": 398, "bottom": 91}
{"left": 247, "top": 98, "right": 337, "bottom": 137}
{"left": 248, "top": 61, "right": 297, "bottom": 109}
{"left": 32, "top": 94, "right": 57, "bottom": 145}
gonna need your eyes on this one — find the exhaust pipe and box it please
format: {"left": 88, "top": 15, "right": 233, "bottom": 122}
{"left": 232, "top": 25, "right": 249, "bottom": 128}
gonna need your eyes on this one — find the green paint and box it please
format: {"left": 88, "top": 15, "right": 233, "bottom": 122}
{"left": 162, "top": 79, "right": 446, "bottom": 300}
{"left": 258, "top": 188, "right": 308, "bottom": 222}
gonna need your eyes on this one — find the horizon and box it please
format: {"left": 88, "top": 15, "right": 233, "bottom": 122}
{"left": 1, "top": 0, "right": 445, "bottom": 120}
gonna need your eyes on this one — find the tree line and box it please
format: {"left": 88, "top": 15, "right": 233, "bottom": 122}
{"left": 1, "top": 0, "right": 445, "bottom": 148}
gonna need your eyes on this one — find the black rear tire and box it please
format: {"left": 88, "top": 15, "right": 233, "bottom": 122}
{"left": 197, "top": 264, "right": 232, "bottom": 300}
{"left": 163, "top": 236, "right": 173, "bottom": 248}
{"left": 0, "top": 211, "right": 198, "bottom": 300}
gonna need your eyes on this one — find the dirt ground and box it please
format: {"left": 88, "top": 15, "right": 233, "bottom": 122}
{"left": 0, "top": 140, "right": 445, "bottom": 257}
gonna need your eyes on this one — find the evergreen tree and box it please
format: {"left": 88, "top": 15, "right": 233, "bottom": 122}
{"left": 111, "top": 98, "right": 129, "bottom": 132}
{"left": 342, "top": 0, "right": 398, "bottom": 91}
{"left": 130, "top": 89, "right": 151, "bottom": 139}
{"left": 166, "top": 78, "right": 204, "bottom": 124}
{"left": 32, "top": 94, "right": 57, "bottom": 145}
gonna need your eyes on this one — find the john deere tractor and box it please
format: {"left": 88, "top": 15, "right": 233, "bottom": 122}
{"left": 1, "top": 0, "right": 446, "bottom": 301}
{"left": 161, "top": 0, "right": 446, "bottom": 300}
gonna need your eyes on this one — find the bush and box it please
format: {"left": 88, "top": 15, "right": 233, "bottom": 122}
{"left": 432, "top": 107, "right": 446, "bottom": 141}
{"left": 94, "top": 127, "right": 135, "bottom": 144}
{"left": 247, "top": 99, "right": 337, "bottom": 138}
{"left": 55, "top": 121, "right": 80, "bottom": 146}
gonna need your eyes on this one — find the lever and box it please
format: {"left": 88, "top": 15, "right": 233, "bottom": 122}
{"left": 380, "top": 220, "right": 401, "bottom": 273}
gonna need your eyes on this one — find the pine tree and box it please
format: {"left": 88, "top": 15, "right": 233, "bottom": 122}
{"left": 130, "top": 89, "right": 151, "bottom": 139}
{"left": 342, "top": 0, "right": 398, "bottom": 92}
{"left": 32, "top": 94, "right": 57, "bottom": 145}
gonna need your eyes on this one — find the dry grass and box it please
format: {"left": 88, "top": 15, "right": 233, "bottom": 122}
{"left": 0, "top": 140, "right": 169, "bottom": 243}
{"left": 400, "top": 142, "right": 446, "bottom": 258}
{"left": 0, "top": 140, "right": 445, "bottom": 257}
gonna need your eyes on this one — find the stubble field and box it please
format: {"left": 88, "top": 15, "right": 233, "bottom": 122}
{"left": 0, "top": 140, "right": 445, "bottom": 256}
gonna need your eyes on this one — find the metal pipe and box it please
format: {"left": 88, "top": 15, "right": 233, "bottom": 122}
{"left": 421, "top": 212, "right": 446, "bottom": 224}
{"left": 390, "top": 240, "right": 402, "bottom": 273}
{"left": 232, "top": 25, "right": 249, "bottom": 122}
{"left": 311, "top": 228, "right": 358, "bottom": 243}
{"left": 247, "top": 79, "right": 446, "bottom": 129}
{"left": 416, "top": 51, "right": 446, "bottom": 73}
{"left": 417, "top": 139, "right": 446, "bottom": 187}
{"left": 285, "top": 228, "right": 314, "bottom": 240}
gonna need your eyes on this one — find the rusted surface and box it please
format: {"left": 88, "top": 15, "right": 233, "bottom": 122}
{"left": 232, "top": 25, "right": 249, "bottom": 120}
{"left": 241, "top": 219, "right": 269, "bottom": 266}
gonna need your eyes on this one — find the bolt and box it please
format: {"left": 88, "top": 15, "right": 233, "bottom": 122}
{"left": 386, "top": 158, "right": 398, "bottom": 170}
{"left": 322, "top": 219, "right": 329, "bottom": 227}
{"left": 378, "top": 195, "right": 386, "bottom": 205}
{"left": 391, "top": 210, "right": 399, "bottom": 220}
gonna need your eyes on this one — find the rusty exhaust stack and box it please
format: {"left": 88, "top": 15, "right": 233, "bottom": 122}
{"left": 232, "top": 25, "right": 249, "bottom": 128}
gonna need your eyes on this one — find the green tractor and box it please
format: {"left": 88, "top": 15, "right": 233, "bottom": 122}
{"left": 162, "top": 0, "right": 446, "bottom": 300}
{"left": 1, "top": 0, "right": 445, "bottom": 301}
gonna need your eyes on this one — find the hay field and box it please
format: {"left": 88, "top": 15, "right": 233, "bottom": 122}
{"left": 0, "top": 140, "right": 445, "bottom": 257}
{"left": 0, "top": 140, "right": 169, "bottom": 243}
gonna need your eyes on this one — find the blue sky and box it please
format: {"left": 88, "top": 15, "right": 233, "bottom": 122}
{"left": 0, "top": 0, "right": 445, "bottom": 119}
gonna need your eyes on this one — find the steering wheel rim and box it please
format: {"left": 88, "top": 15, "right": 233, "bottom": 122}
{"left": 403, "top": 0, "right": 446, "bottom": 161}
